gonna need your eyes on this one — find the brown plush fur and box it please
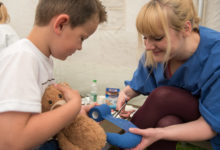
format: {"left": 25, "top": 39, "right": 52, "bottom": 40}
{"left": 41, "top": 85, "right": 106, "bottom": 150}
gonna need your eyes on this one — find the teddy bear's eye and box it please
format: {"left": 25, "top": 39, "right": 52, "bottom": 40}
{"left": 58, "top": 94, "right": 63, "bottom": 99}
{"left": 48, "top": 100, "right": 53, "bottom": 105}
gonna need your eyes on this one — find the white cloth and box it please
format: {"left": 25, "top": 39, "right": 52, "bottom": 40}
{"left": 0, "top": 39, "right": 55, "bottom": 113}
{"left": 0, "top": 24, "right": 19, "bottom": 51}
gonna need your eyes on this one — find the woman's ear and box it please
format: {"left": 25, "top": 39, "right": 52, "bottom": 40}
{"left": 53, "top": 14, "right": 70, "bottom": 35}
{"left": 183, "top": 21, "right": 192, "bottom": 37}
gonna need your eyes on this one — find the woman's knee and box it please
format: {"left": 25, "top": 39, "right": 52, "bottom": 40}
{"left": 150, "top": 86, "right": 181, "bottom": 98}
{"left": 147, "top": 86, "right": 197, "bottom": 105}
{"left": 156, "top": 115, "right": 183, "bottom": 128}
{"left": 147, "top": 86, "right": 177, "bottom": 104}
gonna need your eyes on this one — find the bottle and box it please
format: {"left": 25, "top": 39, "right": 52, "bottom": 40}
{"left": 90, "top": 80, "right": 97, "bottom": 102}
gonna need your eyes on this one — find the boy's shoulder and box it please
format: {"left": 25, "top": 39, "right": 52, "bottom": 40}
{"left": 0, "top": 39, "right": 43, "bottom": 61}
{"left": 2, "top": 39, "right": 34, "bottom": 53}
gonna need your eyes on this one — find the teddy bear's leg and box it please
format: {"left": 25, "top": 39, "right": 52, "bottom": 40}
{"left": 57, "top": 132, "right": 82, "bottom": 150}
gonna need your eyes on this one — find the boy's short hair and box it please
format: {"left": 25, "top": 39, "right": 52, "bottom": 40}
{"left": 35, "top": 0, "right": 107, "bottom": 27}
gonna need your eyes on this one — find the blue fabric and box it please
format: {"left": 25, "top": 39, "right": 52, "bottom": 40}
{"left": 89, "top": 104, "right": 142, "bottom": 148}
{"left": 107, "top": 132, "right": 142, "bottom": 149}
{"left": 35, "top": 139, "right": 60, "bottom": 150}
{"left": 105, "top": 115, "right": 138, "bottom": 132}
{"left": 125, "top": 26, "right": 220, "bottom": 150}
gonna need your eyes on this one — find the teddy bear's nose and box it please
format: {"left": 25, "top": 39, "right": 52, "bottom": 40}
{"left": 50, "top": 100, "right": 66, "bottom": 110}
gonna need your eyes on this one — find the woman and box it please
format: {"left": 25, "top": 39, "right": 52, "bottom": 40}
{"left": 117, "top": 0, "right": 220, "bottom": 149}
{"left": 0, "top": 2, "right": 19, "bottom": 51}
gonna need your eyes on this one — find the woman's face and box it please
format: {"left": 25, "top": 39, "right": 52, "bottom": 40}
{"left": 143, "top": 27, "right": 184, "bottom": 63}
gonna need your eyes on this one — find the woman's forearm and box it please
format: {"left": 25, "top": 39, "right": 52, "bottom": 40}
{"left": 158, "top": 116, "right": 216, "bottom": 142}
{"left": 123, "top": 85, "right": 140, "bottom": 100}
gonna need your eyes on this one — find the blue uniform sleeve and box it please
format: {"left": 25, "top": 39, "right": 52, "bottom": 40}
{"left": 199, "top": 70, "right": 220, "bottom": 149}
{"left": 125, "top": 52, "right": 157, "bottom": 95}
{"left": 199, "top": 70, "right": 220, "bottom": 133}
{"left": 199, "top": 42, "right": 220, "bottom": 134}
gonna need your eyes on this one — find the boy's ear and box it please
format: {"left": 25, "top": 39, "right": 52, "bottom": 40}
{"left": 53, "top": 14, "right": 70, "bottom": 35}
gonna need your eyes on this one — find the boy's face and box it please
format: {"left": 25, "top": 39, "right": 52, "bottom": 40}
{"left": 50, "top": 15, "right": 99, "bottom": 60}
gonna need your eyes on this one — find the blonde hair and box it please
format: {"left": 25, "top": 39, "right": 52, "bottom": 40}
{"left": 136, "top": 0, "right": 200, "bottom": 68}
{"left": 0, "top": 2, "right": 10, "bottom": 24}
{"left": 35, "top": 0, "right": 107, "bottom": 28}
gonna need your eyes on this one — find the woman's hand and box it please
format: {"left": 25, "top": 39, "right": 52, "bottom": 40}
{"left": 126, "top": 128, "right": 161, "bottom": 150}
{"left": 119, "top": 110, "right": 136, "bottom": 119}
{"left": 116, "top": 90, "right": 132, "bottom": 118}
{"left": 116, "top": 86, "right": 140, "bottom": 118}
{"left": 117, "top": 90, "right": 130, "bottom": 110}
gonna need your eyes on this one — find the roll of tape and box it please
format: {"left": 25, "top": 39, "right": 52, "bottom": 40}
{"left": 88, "top": 104, "right": 111, "bottom": 122}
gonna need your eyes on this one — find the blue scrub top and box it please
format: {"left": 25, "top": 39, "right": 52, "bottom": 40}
{"left": 125, "top": 26, "right": 220, "bottom": 149}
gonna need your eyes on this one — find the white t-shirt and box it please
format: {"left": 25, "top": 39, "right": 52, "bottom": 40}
{"left": 0, "top": 39, "right": 55, "bottom": 113}
{"left": 0, "top": 24, "right": 19, "bottom": 51}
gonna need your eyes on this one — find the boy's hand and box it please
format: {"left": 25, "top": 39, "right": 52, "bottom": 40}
{"left": 54, "top": 83, "right": 81, "bottom": 103}
{"left": 80, "top": 103, "right": 98, "bottom": 115}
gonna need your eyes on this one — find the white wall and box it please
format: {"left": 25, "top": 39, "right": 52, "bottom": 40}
{"left": 1, "top": 0, "right": 38, "bottom": 37}
{"left": 53, "top": 0, "right": 147, "bottom": 96}
{"left": 2, "top": 0, "right": 147, "bottom": 96}
{"left": 202, "top": 0, "right": 220, "bottom": 31}
{"left": 3, "top": 0, "right": 219, "bottom": 97}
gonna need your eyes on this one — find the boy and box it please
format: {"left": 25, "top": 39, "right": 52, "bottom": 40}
{"left": 0, "top": 0, "right": 106, "bottom": 149}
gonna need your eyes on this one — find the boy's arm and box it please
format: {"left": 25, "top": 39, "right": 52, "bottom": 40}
{"left": 0, "top": 86, "right": 81, "bottom": 150}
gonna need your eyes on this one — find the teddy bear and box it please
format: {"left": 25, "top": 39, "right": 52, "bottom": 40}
{"left": 41, "top": 84, "right": 107, "bottom": 150}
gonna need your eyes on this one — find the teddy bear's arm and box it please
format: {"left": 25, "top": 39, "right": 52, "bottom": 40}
{"left": 57, "top": 132, "right": 82, "bottom": 150}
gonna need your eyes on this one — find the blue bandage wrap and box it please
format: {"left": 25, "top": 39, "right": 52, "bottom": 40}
{"left": 89, "top": 104, "right": 142, "bottom": 149}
